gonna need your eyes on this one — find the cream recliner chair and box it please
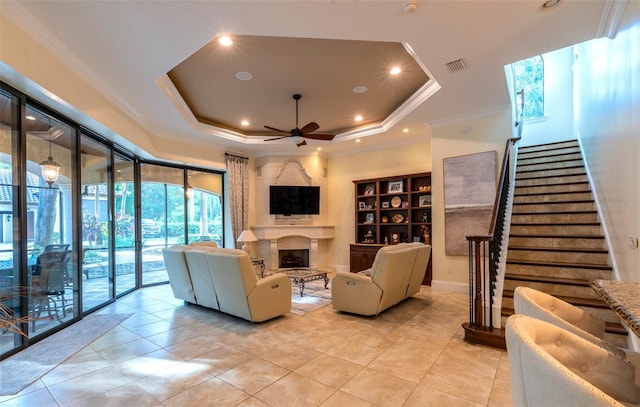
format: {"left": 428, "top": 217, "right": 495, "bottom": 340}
{"left": 513, "top": 286, "right": 628, "bottom": 358}
{"left": 205, "top": 248, "right": 291, "bottom": 322}
{"left": 162, "top": 245, "right": 196, "bottom": 303}
{"left": 405, "top": 243, "right": 431, "bottom": 297}
{"left": 332, "top": 244, "right": 421, "bottom": 316}
{"left": 184, "top": 247, "right": 220, "bottom": 310}
{"left": 506, "top": 314, "right": 640, "bottom": 407}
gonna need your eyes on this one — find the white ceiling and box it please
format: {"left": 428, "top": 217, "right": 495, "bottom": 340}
{"left": 2, "top": 0, "right": 619, "bottom": 157}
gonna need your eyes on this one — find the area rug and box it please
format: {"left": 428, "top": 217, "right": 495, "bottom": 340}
{"left": 290, "top": 278, "right": 332, "bottom": 315}
{"left": 0, "top": 313, "right": 131, "bottom": 395}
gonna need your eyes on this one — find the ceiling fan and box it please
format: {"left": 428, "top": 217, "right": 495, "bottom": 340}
{"left": 264, "top": 94, "right": 335, "bottom": 147}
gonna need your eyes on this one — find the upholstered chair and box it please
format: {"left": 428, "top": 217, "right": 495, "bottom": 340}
{"left": 506, "top": 314, "right": 640, "bottom": 407}
{"left": 162, "top": 245, "right": 196, "bottom": 303}
{"left": 513, "top": 286, "right": 627, "bottom": 358}
{"left": 184, "top": 247, "right": 220, "bottom": 310}
{"left": 189, "top": 241, "right": 218, "bottom": 248}
{"left": 205, "top": 248, "right": 291, "bottom": 322}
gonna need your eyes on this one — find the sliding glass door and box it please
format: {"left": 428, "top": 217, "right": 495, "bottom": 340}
{"left": 80, "top": 135, "right": 113, "bottom": 311}
{"left": 140, "top": 164, "right": 185, "bottom": 285}
{"left": 114, "top": 154, "right": 136, "bottom": 296}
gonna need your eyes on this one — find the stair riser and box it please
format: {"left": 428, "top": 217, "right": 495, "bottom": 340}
{"left": 502, "top": 280, "right": 600, "bottom": 300}
{"left": 519, "top": 147, "right": 581, "bottom": 160}
{"left": 510, "top": 224, "right": 601, "bottom": 235}
{"left": 515, "top": 174, "right": 588, "bottom": 186}
{"left": 515, "top": 183, "right": 590, "bottom": 194}
{"left": 507, "top": 249, "right": 609, "bottom": 264}
{"left": 513, "top": 192, "right": 593, "bottom": 203}
{"left": 511, "top": 213, "right": 598, "bottom": 223}
{"left": 517, "top": 167, "right": 585, "bottom": 179}
{"left": 508, "top": 236, "right": 605, "bottom": 250}
{"left": 517, "top": 159, "right": 584, "bottom": 172}
{"left": 519, "top": 142, "right": 579, "bottom": 154}
{"left": 579, "top": 306, "right": 625, "bottom": 325}
{"left": 505, "top": 263, "right": 611, "bottom": 280}
{"left": 518, "top": 152, "right": 582, "bottom": 165}
{"left": 513, "top": 202, "right": 595, "bottom": 212}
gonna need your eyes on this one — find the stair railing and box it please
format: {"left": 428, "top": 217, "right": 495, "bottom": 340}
{"left": 463, "top": 89, "right": 524, "bottom": 345}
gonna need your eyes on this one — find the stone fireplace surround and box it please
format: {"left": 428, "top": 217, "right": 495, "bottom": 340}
{"left": 252, "top": 225, "right": 335, "bottom": 272}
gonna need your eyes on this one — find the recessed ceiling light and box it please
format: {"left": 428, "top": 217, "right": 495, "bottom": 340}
{"left": 317, "top": 147, "right": 322, "bottom": 151}
{"left": 353, "top": 86, "right": 368, "bottom": 94}
{"left": 235, "top": 71, "right": 252, "bottom": 81}
{"left": 390, "top": 67, "right": 402, "bottom": 75}
{"left": 403, "top": 128, "right": 409, "bottom": 133}
{"left": 355, "top": 115, "right": 363, "bottom": 122}
{"left": 355, "top": 139, "right": 361, "bottom": 143}
{"left": 218, "top": 35, "right": 233, "bottom": 46}
{"left": 25, "top": 115, "right": 36, "bottom": 121}
{"left": 241, "top": 120, "right": 250, "bottom": 126}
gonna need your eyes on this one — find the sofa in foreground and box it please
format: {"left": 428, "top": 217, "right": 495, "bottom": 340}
{"left": 162, "top": 244, "right": 291, "bottom": 322}
{"left": 331, "top": 242, "right": 431, "bottom": 316}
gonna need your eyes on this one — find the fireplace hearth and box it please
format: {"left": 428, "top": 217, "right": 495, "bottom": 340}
{"left": 279, "top": 249, "right": 310, "bottom": 269}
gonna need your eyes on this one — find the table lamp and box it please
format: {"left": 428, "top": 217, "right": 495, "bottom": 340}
{"left": 237, "top": 230, "right": 258, "bottom": 256}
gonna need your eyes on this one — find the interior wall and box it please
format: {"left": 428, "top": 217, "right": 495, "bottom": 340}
{"left": 0, "top": 14, "right": 229, "bottom": 170}
{"left": 519, "top": 46, "right": 575, "bottom": 147}
{"left": 430, "top": 110, "right": 511, "bottom": 291}
{"left": 574, "top": 2, "right": 640, "bottom": 282}
{"left": 327, "top": 140, "right": 431, "bottom": 271}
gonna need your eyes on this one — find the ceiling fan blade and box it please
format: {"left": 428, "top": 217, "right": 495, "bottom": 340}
{"left": 300, "top": 122, "right": 319, "bottom": 134}
{"left": 264, "top": 125, "right": 290, "bottom": 134}
{"left": 264, "top": 135, "right": 290, "bottom": 141}
{"left": 304, "top": 133, "right": 335, "bottom": 141}
{"left": 296, "top": 139, "right": 307, "bottom": 147}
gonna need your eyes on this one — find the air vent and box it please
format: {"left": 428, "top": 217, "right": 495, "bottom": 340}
{"left": 446, "top": 58, "right": 467, "bottom": 73}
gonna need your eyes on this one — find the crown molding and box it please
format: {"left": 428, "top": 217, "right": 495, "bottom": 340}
{"left": 597, "top": 0, "right": 629, "bottom": 39}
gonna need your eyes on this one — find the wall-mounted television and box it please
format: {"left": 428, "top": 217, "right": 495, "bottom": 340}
{"left": 269, "top": 185, "right": 320, "bottom": 215}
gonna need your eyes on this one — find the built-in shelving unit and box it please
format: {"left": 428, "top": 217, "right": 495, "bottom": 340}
{"left": 351, "top": 172, "right": 432, "bottom": 283}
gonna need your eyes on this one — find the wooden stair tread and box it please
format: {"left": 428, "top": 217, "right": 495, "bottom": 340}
{"left": 515, "top": 181, "right": 589, "bottom": 188}
{"left": 513, "top": 199, "right": 594, "bottom": 204}
{"left": 512, "top": 210, "right": 597, "bottom": 215}
{"left": 515, "top": 191, "right": 591, "bottom": 197}
{"left": 504, "top": 273, "right": 592, "bottom": 286}
{"left": 509, "top": 234, "right": 604, "bottom": 240}
{"left": 508, "top": 246, "right": 608, "bottom": 254}
{"left": 511, "top": 222, "right": 600, "bottom": 226}
{"left": 506, "top": 259, "right": 613, "bottom": 270}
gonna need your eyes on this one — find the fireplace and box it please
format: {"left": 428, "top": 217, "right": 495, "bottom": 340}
{"left": 279, "top": 249, "right": 309, "bottom": 269}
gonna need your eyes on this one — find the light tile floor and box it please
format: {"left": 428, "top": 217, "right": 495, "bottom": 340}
{"left": 0, "top": 284, "right": 513, "bottom": 406}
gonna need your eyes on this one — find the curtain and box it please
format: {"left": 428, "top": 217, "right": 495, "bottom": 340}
{"left": 226, "top": 154, "right": 249, "bottom": 248}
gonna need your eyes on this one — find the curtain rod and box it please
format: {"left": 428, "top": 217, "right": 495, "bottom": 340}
{"left": 225, "top": 152, "right": 249, "bottom": 160}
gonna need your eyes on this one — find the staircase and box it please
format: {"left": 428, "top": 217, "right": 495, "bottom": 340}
{"left": 501, "top": 139, "right": 626, "bottom": 347}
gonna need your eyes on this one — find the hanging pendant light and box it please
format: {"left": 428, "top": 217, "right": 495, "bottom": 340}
{"left": 40, "top": 139, "right": 61, "bottom": 188}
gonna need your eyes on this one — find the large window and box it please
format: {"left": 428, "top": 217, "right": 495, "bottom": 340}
{"left": 0, "top": 82, "right": 225, "bottom": 360}
{"left": 513, "top": 55, "right": 545, "bottom": 120}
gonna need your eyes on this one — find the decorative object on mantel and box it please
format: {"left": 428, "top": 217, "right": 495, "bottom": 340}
{"left": 237, "top": 229, "right": 258, "bottom": 255}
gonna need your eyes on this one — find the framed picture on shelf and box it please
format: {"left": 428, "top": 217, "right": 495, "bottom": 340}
{"left": 419, "top": 195, "right": 431, "bottom": 207}
{"left": 358, "top": 201, "right": 366, "bottom": 210}
{"left": 365, "top": 213, "right": 375, "bottom": 224}
{"left": 381, "top": 201, "right": 389, "bottom": 208}
{"left": 388, "top": 180, "right": 403, "bottom": 194}
{"left": 364, "top": 184, "right": 375, "bottom": 196}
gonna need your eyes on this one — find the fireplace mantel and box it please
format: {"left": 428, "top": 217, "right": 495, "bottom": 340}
{"left": 252, "top": 225, "right": 334, "bottom": 240}
{"left": 251, "top": 225, "right": 334, "bottom": 271}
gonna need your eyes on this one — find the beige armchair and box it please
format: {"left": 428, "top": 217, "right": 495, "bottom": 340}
{"left": 332, "top": 243, "right": 428, "bottom": 316}
{"left": 513, "top": 286, "right": 626, "bottom": 358}
{"left": 205, "top": 248, "right": 291, "bottom": 322}
{"left": 162, "top": 245, "right": 196, "bottom": 303}
{"left": 506, "top": 314, "right": 640, "bottom": 407}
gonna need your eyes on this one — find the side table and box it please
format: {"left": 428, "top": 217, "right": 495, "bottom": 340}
{"left": 251, "top": 258, "right": 265, "bottom": 278}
